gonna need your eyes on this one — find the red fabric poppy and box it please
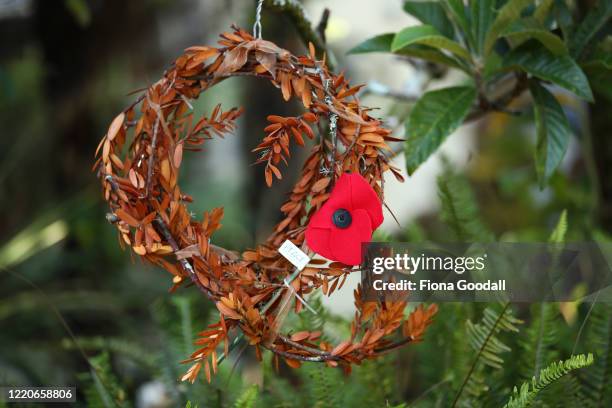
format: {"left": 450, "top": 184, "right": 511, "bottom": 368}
{"left": 305, "top": 173, "right": 383, "bottom": 265}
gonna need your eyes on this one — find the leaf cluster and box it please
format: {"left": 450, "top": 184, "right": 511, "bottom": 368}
{"left": 351, "top": 0, "right": 611, "bottom": 186}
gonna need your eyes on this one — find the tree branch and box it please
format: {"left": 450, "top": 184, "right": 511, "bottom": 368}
{"left": 316, "top": 8, "right": 330, "bottom": 44}
{"left": 268, "top": 346, "right": 339, "bottom": 362}
{"left": 386, "top": 73, "right": 529, "bottom": 160}
{"left": 465, "top": 73, "right": 528, "bottom": 122}
{"left": 262, "top": 0, "right": 336, "bottom": 69}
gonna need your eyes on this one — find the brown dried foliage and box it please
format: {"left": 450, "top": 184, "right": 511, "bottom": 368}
{"left": 94, "top": 26, "right": 435, "bottom": 382}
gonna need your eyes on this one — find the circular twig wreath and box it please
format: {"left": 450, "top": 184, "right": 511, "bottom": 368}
{"left": 94, "top": 25, "right": 437, "bottom": 382}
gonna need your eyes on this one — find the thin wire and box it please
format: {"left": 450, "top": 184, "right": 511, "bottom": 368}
{"left": 317, "top": 66, "right": 339, "bottom": 178}
{"left": 283, "top": 275, "right": 317, "bottom": 314}
{"left": 253, "top": 0, "right": 264, "bottom": 39}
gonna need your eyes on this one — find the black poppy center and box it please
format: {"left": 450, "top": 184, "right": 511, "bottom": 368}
{"left": 332, "top": 209, "right": 352, "bottom": 229}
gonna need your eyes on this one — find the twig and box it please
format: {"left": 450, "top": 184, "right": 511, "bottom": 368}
{"left": 271, "top": 333, "right": 415, "bottom": 361}
{"left": 153, "top": 216, "right": 215, "bottom": 302}
{"left": 373, "top": 337, "right": 413, "bottom": 354}
{"left": 278, "top": 335, "right": 331, "bottom": 356}
{"left": 123, "top": 93, "right": 146, "bottom": 114}
{"left": 465, "top": 73, "right": 528, "bottom": 122}
{"left": 361, "top": 82, "right": 420, "bottom": 103}
{"left": 268, "top": 347, "right": 339, "bottom": 362}
{"left": 218, "top": 332, "right": 339, "bottom": 365}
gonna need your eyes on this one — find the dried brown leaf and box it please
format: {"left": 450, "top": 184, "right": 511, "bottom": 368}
{"left": 217, "top": 46, "right": 249, "bottom": 76}
{"left": 311, "top": 177, "right": 330, "bottom": 193}
{"left": 216, "top": 301, "right": 241, "bottom": 320}
{"left": 255, "top": 50, "right": 276, "bottom": 78}
{"left": 174, "top": 143, "right": 184, "bottom": 168}
{"left": 107, "top": 112, "right": 125, "bottom": 141}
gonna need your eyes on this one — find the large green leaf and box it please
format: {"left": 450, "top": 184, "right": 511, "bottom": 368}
{"left": 503, "top": 42, "right": 594, "bottom": 101}
{"left": 403, "top": 1, "right": 454, "bottom": 38}
{"left": 569, "top": 0, "right": 612, "bottom": 60}
{"left": 348, "top": 33, "right": 464, "bottom": 69}
{"left": 405, "top": 86, "right": 477, "bottom": 175}
{"left": 348, "top": 33, "right": 394, "bottom": 54}
{"left": 445, "top": 0, "right": 472, "bottom": 45}
{"left": 533, "top": 0, "right": 554, "bottom": 24}
{"left": 529, "top": 80, "right": 571, "bottom": 187}
{"left": 392, "top": 24, "right": 471, "bottom": 60}
{"left": 483, "top": 0, "right": 533, "bottom": 56}
{"left": 396, "top": 44, "right": 468, "bottom": 70}
{"left": 471, "top": 0, "right": 496, "bottom": 54}
{"left": 502, "top": 18, "right": 567, "bottom": 55}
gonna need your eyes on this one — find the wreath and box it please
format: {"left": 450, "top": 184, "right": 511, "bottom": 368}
{"left": 94, "top": 25, "right": 438, "bottom": 383}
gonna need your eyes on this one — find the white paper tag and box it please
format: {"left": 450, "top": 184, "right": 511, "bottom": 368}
{"left": 279, "top": 240, "right": 310, "bottom": 271}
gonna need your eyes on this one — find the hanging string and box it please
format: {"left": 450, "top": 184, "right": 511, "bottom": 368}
{"left": 251, "top": 0, "right": 316, "bottom": 318}
{"left": 253, "top": 0, "right": 264, "bottom": 39}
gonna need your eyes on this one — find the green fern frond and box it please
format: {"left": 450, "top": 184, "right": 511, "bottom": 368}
{"left": 519, "top": 303, "right": 561, "bottom": 379}
{"left": 348, "top": 357, "right": 398, "bottom": 406}
{"left": 453, "top": 303, "right": 522, "bottom": 405}
{"left": 61, "top": 336, "right": 156, "bottom": 370}
{"left": 171, "top": 296, "right": 194, "bottom": 355}
{"left": 296, "top": 293, "right": 347, "bottom": 341}
{"left": 296, "top": 294, "right": 329, "bottom": 334}
{"left": 411, "top": 303, "right": 473, "bottom": 406}
{"left": 150, "top": 297, "right": 220, "bottom": 406}
{"left": 302, "top": 363, "right": 342, "bottom": 408}
{"left": 581, "top": 303, "right": 612, "bottom": 407}
{"left": 462, "top": 370, "right": 488, "bottom": 400}
{"left": 78, "top": 352, "right": 131, "bottom": 408}
{"left": 259, "top": 354, "right": 299, "bottom": 407}
{"left": 437, "top": 163, "right": 495, "bottom": 242}
{"left": 535, "top": 374, "right": 584, "bottom": 407}
{"left": 548, "top": 210, "right": 568, "bottom": 243}
{"left": 150, "top": 298, "right": 190, "bottom": 388}
{"left": 467, "top": 304, "right": 522, "bottom": 370}
{"left": 233, "top": 385, "right": 259, "bottom": 408}
{"left": 503, "top": 354, "right": 594, "bottom": 408}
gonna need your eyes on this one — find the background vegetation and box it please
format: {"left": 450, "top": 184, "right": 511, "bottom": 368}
{"left": 0, "top": 0, "right": 610, "bottom": 407}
